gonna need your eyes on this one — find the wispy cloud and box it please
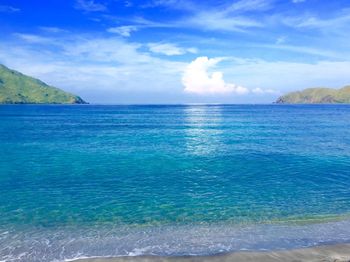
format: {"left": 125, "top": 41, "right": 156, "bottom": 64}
{"left": 107, "top": 26, "right": 138, "bottom": 37}
{"left": 143, "top": 0, "right": 349, "bottom": 36}
{"left": 13, "top": 33, "right": 53, "bottom": 44}
{"left": 74, "top": 0, "right": 107, "bottom": 12}
{"left": 283, "top": 11, "right": 350, "bottom": 31}
{"left": 225, "top": 0, "right": 275, "bottom": 13}
{"left": 39, "top": 27, "right": 68, "bottom": 33}
{"left": 105, "top": 16, "right": 172, "bottom": 37}
{"left": 260, "top": 44, "right": 346, "bottom": 59}
{"left": 0, "top": 5, "right": 20, "bottom": 13}
{"left": 183, "top": 12, "right": 262, "bottom": 32}
{"left": 252, "top": 87, "right": 279, "bottom": 94}
{"left": 0, "top": 34, "right": 185, "bottom": 103}
{"left": 173, "top": 0, "right": 269, "bottom": 32}
{"left": 142, "top": 0, "right": 196, "bottom": 11}
{"left": 148, "top": 42, "right": 197, "bottom": 56}
{"left": 221, "top": 57, "right": 350, "bottom": 93}
{"left": 275, "top": 36, "right": 287, "bottom": 45}
{"left": 2, "top": 33, "right": 350, "bottom": 103}
{"left": 2, "top": 0, "right": 350, "bottom": 103}
{"left": 138, "top": 0, "right": 269, "bottom": 32}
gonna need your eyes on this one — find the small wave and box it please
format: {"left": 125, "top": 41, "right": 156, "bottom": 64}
{"left": 1, "top": 219, "right": 350, "bottom": 262}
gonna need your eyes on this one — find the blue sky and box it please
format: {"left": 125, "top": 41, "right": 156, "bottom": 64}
{"left": 0, "top": 0, "right": 350, "bottom": 103}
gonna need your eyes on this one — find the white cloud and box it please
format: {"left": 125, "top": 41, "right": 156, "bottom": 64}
{"left": 182, "top": 57, "right": 249, "bottom": 95}
{"left": 275, "top": 36, "right": 286, "bottom": 45}
{"left": 252, "top": 87, "right": 279, "bottom": 94}
{"left": 128, "top": 1, "right": 265, "bottom": 33}
{"left": 39, "top": 27, "right": 67, "bottom": 33}
{"left": 292, "top": 0, "right": 305, "bottom": 3}
{"left": 184, "top": 12, "right": 262, "bottom": 32}
{"left": 2, "top": 32, "right": 350, "bottom": 103}
{"left": 142, "top": 0, "right": 268, "bottom": 32}
{"left": 0, "top": 5, "right": 20, "bottom": 13}
{"left": 148, "top": 43, "right": 197, "bottom": 56}
{"left": 142, "top": 0, "right": 196, "bottom": 11}
{"left": 13, "top": 33, "right": 53, "bottom": 44}
{"left": 107, "top": 26, "right": 138, "bottom": 37}
{"left": 222, "top": 57, "right": 350, "bottom": 93}
{"left": 260, "top": 43, "right": 345, "bottom": 59}
{"left": 0, "top": 35, "right": 185, "bottom": 103}
{"left": 226, "top": 0, "right": 275, "bottom": 13}
{"left": 74, "top": 0, "right": 107, "bottom": 12}
{"left": 106, "top": 17, "right": 173, "bottom": 37}
{"left": 103, "top": 1, "right": 266, "bottom": 34}
{"left": 282, "top": 11, "right": 350, "bottom": 32}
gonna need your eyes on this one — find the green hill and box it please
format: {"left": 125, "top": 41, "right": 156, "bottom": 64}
{"left": 0, "top": 64, "right": 86, "bottom": 104}
{"left": 276, "top": 86, "right": 350, "bottom": 104}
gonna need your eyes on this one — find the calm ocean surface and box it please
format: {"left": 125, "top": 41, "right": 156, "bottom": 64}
{"left": 0, "top": 105, "right": 350, "bottom": 261}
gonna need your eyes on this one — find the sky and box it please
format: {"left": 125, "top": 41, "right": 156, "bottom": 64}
{"left": 0, "top": 0, "right": 350, "bottom": 104}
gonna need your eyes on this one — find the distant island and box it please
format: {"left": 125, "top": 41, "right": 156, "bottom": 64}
{"left": 0, "top": 64, "right": 86, "bottom": 104}
{"left": 276, "top": 86, "right": 350, "bottom": 104}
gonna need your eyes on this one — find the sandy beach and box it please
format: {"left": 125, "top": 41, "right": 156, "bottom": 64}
{"left": 73, "top": 244, "right": 350, "bottom": 262}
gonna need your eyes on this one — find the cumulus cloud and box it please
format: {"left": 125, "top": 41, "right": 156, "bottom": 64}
{"left": 182, "top": 57, "right": 249, "bottom": 95}
{"left": 148, "top": 43, "right": 197, "bottom": 56}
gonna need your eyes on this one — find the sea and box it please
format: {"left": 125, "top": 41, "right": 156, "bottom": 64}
{"left": 0, "top": 104, "right": 350, "bottom": 262}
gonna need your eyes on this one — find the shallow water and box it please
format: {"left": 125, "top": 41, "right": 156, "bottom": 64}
{"left": 0, "top": 105, "right": 350, "bottom": 261}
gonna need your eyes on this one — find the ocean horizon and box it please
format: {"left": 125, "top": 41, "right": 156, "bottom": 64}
{"left": 1, "top": 104, "right": 350, "bottom": 261}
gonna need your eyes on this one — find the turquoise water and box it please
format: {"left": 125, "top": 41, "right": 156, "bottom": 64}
{"left": 0, "top": 105, "right": 350, "bottom": 261}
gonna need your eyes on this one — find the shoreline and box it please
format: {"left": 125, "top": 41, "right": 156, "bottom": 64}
{"left": 73, "top": 243, "right": 350, "bottom": 262}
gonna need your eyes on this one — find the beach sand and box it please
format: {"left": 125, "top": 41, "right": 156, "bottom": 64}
{"left": 74, "top": 244, "right": 350, "bottom": 262}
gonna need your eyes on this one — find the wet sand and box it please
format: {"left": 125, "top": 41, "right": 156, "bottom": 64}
{"left": 74, "top": 243, "right": 350, "bottom": 262}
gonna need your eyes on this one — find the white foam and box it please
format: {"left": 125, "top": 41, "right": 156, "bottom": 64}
{"left": 1, "top": 219, "right": 350, "bottom": 262}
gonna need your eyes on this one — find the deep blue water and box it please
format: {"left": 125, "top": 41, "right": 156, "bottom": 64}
{"left": 0, "top": 104, "right": 350, "bottom": 261}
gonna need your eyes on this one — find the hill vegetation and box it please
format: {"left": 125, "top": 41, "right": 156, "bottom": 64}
{"left": 276, "top": 86, "right": 350, "bottom": 104}
{"left": 0, "top": 64, "right": 86, "bottom": 104}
